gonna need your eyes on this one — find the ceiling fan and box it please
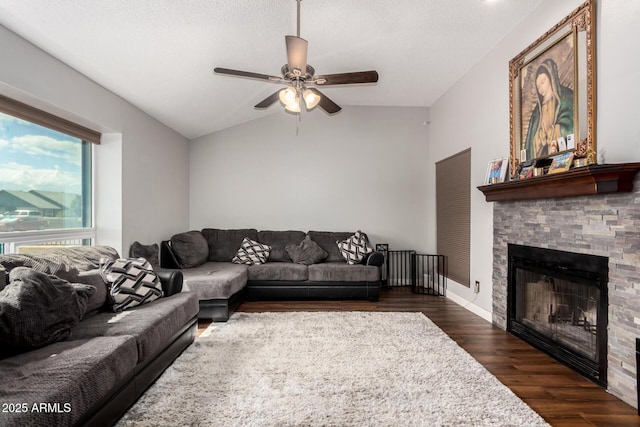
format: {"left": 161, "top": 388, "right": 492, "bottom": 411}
{"left": 214, "top": 0, "right": 378, "bottom": 115}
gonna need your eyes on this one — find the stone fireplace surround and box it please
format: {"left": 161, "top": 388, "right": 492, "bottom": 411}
{"left": 492, "top": 175, "right": 640, "bottom": 407}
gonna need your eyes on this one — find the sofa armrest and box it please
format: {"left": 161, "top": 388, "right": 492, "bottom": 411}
{"left": 160, "top": 240, "right": 181, "bottom": 269}
{"left": 365, "top": 251, "right": 384, "bottom": 267}
{"left": 156, "top": 269, "right": 183, "bottom": 296}
{"left": 0, "top": 266, "right": 6, "bottom": 291}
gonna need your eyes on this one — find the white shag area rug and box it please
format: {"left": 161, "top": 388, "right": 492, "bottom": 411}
{"left": 117, "top": 312, "right": 549, "bottom": 426}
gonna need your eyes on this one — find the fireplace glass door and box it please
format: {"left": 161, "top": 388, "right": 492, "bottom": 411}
{"left": 508, "top": 244, "right": 608, "bottom": 385}
{"left": 514, "top": 268, "right": 599, "bottom": 362}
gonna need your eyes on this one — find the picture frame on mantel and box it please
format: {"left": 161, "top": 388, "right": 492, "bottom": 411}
{"left": 509, "top": 0, "right": 596, "bottom": 179}
{"left": 485, "top": 158, "right": 508, "bottom": 184}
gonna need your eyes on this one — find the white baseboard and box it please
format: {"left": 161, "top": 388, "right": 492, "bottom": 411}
{"left": 445, "top": 291, "right": 492, "bottom": 323}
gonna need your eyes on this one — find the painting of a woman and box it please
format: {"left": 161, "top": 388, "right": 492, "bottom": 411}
{"left": 523, "top": 58, "right": 574, "bottom": 160}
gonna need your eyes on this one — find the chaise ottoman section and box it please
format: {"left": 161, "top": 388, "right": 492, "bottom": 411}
{"left": 0, "top": 336, "right": 138, "bottom": 427}
{"left": 180, "top": 262, "right": 247, "bottom": 300}
{"left": 177, "top": 261, "right": 248, "bottom": 321}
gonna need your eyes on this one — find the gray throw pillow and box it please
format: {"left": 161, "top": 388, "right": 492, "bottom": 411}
{"left": 307, "top": 231, "right": 354, "bottom": 262}
{"left": 129, "top": 241, "right": 160, "bottom": 268}
{"left": 170, "top": 231, "right": 209, "bottom": 268}
{"left": 0, "top": 267, "right": 95, "bottom": 353}
{"left": 286, "top": 235, "right": 328, "bottom": 265}
{"left": 257, "top": 230, "right": 306, "bottom": 262}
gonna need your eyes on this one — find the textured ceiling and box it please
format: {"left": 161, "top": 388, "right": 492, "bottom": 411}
{"left": 0, "top": 0, "right": 544, "bottom": 139}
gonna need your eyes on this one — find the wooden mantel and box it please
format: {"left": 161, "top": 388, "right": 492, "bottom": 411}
{"left": 478, "top": 163, "right": 640, "bottom": 202}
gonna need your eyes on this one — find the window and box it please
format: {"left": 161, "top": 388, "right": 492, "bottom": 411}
{"left": 0, "top": 95, "right": 100, "bottom": 254}
{"left": 436, "top": 148, "right": 471, "bottom": 287}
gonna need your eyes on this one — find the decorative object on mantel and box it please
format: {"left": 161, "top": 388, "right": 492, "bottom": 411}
{"left": 508, "top": 0, "right": 596, "bottom": 179}
{"left": 548, "top": 152, "right": 574, "bottom": 174}
{"left": 484, "top": 158, "right": 508, "bottom": 184}
{"left": 478, "top": 163, "right": 640, "bottom": 202}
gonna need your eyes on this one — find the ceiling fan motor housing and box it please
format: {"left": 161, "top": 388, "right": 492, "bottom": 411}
{"left": 281, "top": 64, "right": 315, "bottom": 82}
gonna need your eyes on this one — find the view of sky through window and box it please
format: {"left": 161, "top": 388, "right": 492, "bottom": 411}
{"left": 0, "top": 112, "right": 83, "bottom": 194}
{"left": 0, "top": 112, "right": 90, "bottom": 232}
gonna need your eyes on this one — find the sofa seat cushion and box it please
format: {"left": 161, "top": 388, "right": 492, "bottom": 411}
{"left": 248, "top": 262, "right": 308, "bottom": 281}
{"left": 257, "top": 230, "right": 305, "bottom": 262}
{"left": 308, "top": 262, "right": 380, "bottom": 282}
{"left": 0, "top": 335, "right": 138, "bottom": 427}
{"left": 69, "top": 292, "right": 198, "bottom": 363}
{"left": 180, "top": 262, "right": 247, "bottom": 300}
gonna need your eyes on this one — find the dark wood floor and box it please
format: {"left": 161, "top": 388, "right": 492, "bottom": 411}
{"left": 198, "top": 287, "right": 640, "bottom": 426}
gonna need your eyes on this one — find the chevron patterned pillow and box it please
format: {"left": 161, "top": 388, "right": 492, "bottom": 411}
{"left": 337, "top": 231, "right": 373, "bottom": 265}
{"left": 100, "top": 257, "right": 163, "bottom": 312}
{"left": 231, "top": 237, "right": 272, "bottom": 265}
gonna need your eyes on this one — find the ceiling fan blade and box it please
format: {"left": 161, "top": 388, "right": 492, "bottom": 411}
{"left": 254, "top": 90, "right": 282, "bottom": 109}
{"left": 214, "top": 67, "right": 283, "bottom": 83}
{"left": 285, "top": 36, "right": 308, "bottom": 73}
{"left": 308, "top": 88, "right": 341, "bottom": 114}
{"left": 314, "top": 71, "right": 379, "bottom": 85}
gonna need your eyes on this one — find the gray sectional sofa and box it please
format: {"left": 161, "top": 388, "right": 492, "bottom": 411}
{"left": 161, "top": 228, "right": 384, "bottom": 321}
{"left": 0, "top": 246, "right": 199, "bottom": 427}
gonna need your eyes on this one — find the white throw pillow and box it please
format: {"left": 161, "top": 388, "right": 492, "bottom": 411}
{"left": 232, "top": 237, "right": 272, "bottom": 265}
{"left": 337, "top": 231, "right": 373, "bottom": 265}
{"left": 100, "top": 257, "right": 163, "bottom": 312}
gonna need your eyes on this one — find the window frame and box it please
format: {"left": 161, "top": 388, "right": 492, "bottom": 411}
{"left": 0, "top": 95, "right": 100, "bottom": 254}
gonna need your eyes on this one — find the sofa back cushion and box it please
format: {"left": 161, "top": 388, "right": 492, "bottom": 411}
{"left": 257, "top": 230, "right": 305, "bottom": 262}
{"left": 307, "top": 231, "right": 355, "bottom": 263}
{"left": 201, "top": 228, "right": 258, "bottom": 262}
{"left": 170, "top": 231, "right": 209, "bottom": 268}
{"left": 76, "top": 270, "right": 109, "bottom": 315}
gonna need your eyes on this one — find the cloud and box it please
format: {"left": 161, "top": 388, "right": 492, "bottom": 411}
{"left": 0, "top": 162, "right": 82, "bottom": 194}
{"left": 8, "top": 135, "right": 82, "bottom": 166}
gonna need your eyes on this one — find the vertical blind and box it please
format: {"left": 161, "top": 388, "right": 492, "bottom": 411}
{"left": 436, "top": 148, "right": 471, "bottom": 287}
{"left": 0, "top": 94, "right": 101, "bottom": 144}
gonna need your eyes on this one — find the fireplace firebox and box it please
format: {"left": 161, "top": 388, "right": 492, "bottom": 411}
{"left": 507, "top": 244, "right": 608, "bottom": 385}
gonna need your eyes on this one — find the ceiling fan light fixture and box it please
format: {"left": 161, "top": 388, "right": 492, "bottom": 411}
{"left": 302, "top": 88, "right": 320, "bottom": 109}
{"left": 279, "top": 87, "right": 298, "bottom": 106}
{"left": 285, "top": 100, "right": 301, "bottom": 113}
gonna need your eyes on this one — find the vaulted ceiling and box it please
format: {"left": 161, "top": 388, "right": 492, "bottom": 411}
{"left": 0, "top": 0, "right": 544, "bottom": 139}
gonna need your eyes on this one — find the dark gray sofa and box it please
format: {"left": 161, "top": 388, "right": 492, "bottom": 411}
{"left": 161, "top": 229, "right": 384, "bottom": 322}
{"left": 0, "top": 246, "right": 199, "bottom": 427}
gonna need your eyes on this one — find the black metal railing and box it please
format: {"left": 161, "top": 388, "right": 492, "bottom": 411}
{"left": 378, "top": 247, "right": 446, "bottom": 296}
{"left": 411, "top": 253, "right": 446, "bottom": 296}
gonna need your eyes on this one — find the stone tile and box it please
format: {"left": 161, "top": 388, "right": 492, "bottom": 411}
{"left": 492, "top": 184, "right": 640, "bottom": 406}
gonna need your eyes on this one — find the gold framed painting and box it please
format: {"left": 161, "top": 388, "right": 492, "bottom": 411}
{"left": 509, "top": 0, "right": 596, "bottom": 177}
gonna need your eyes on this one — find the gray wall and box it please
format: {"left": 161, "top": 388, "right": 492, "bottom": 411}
{"left": 189, "top": 106, "right": 430, "bottom": 251}
{"left": 427, "top": 0, "right": 640, "bottom": 319}
{"left": 0, "top": 24, "right": 190, "bottom": 255}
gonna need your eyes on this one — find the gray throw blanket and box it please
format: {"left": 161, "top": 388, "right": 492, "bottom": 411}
{"left": 0, "top": 267, "right": 95, "bottom": 354}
